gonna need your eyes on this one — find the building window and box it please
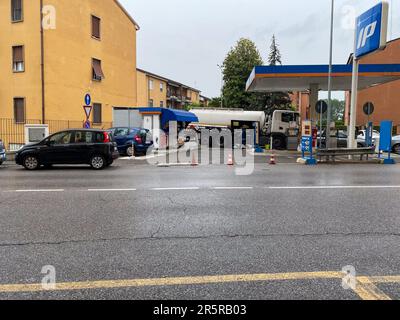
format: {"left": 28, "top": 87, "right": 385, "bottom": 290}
{"left": 12, "top": 46, "right": 24, "bottom": 72}
{"left": 14, "top": 98, "right": 25, "bottom": 123}
{"left": 160, "top": 101, "right": 164, "bottom": 108}
{"left": 11, "top": 0, "right": 23, "bottom": 22}
{"left": 92, "top": 58, "right": 104, "bottom": 81}
{"left": 149, "top": 79, "right": 153, "bottom": 90}
{"left": 160, "top": 83, "right": 164, "bottom": 92}
{"left": 91, "top": 15, "right": 101, "bottom": 39}
{"left": 149, "top": 99, "right": 154, "bottom": 107}
{"left": 93, "top": 103, "right": 102, "bottom": 124}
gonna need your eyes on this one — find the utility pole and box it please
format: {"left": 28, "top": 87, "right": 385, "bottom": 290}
{"left": 326, "top": 0, "right": 335, "bottom": 149}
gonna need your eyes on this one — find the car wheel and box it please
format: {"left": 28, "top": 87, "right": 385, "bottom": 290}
{"left": 90, "top": 155, "right": 106, "bottom": 170}
{"left": 126, "top": 146, "right": 134, "bottom": 157}
{"left": 393, "top": 144, "right": 400, "bottom": 154}
{"left": 23, "top": 155, "right": 40, "bottom": 170}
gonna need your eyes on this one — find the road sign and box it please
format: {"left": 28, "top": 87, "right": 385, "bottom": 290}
{"left": 85, "top": 94, "right": 91, "bottom": 106}
{"left": 349, "top": 1, "right": 389, "bottom": 150}
{"left": 355, "top": 1, "right": 389, "bottom": 58}
{"left": 363, "top": 102, "right": 375, "bottom": 116}
{"left": 316, "top": 100, "right": 328, "bottom": 114}
{"left": 83, "top": 105, "right": 92, "bottom": 120}
{"left": 83, "top": 120, "right": 91, "bottom": 129}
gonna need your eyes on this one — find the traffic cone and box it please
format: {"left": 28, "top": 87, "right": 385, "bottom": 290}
{"left": 227, "top": 153, "right": 234, "bottom": 166}
{"left": 269, "top": 152, "right": 276, "bottom": 165}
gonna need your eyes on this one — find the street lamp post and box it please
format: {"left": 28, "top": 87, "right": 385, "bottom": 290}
{"left": 326, "top": 0, "right": 335, "bottom": 149}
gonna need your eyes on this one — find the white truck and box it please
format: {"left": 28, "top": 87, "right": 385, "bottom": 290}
{"left": 189, "top": 108, "right": 300, "bottom": 150}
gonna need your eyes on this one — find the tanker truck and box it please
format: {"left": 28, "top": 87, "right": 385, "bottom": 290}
{"left": 188, "top": 108, "right": 300, "bottom": 150}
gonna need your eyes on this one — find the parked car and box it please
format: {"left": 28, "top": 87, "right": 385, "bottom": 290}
{"left": 108, "top": 127, "right": 153, "bottom": 156}
{"left": 15, "top": 129, "right": 119, "bottom": 170}
{"left": 0, "top": 139, "right": 6, "bottom": 165}
{"left": 392, "top": 135, "right": 400, "bottom": 154}
{"left": 357, "top": 129, "right": 380, "bottom": 141}
{"left": 317, "top": 130, "right": 374, "bottom": 149}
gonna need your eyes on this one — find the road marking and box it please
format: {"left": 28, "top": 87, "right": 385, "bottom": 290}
{"left": 11, "top": 189, "right": 65, "bottom": 193}
{"left": 0, "top": 271, "right": 343, "bottom": 293}
{"left": 213, "top": 187, "right": 254, "bottom": 190}
{"left": 354, "top": 277, "right": 392, "bottom": 301}
{"left": 88, "top": 189, "right": 137, "bottom": 192}
{"left": 268, "top": 185, "right": 400, "bottom": 190}
{"left": 369, "top": 275, "right": 400, "bottom": 283}
{"left": 151, "top": 187, "right": 200, "bottom": 191}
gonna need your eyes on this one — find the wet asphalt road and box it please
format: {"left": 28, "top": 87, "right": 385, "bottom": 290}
{"left": 0, "top": 157, "right": 399, "bottom": 300}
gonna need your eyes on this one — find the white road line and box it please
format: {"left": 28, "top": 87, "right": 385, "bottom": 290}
{"left": 151, "top": 187, "right": 200, "bottom": 191}
{"left": 87, "top": 188, "right": 137, "bottom": 192}
{"left": 11, "top": 189, "right": 65, "bottom": 193}
{"left": 268, "top": 185, "right": 400, "bottom": 190}
{"left": 213, "top": 187, "right": 254, "bottom": 190}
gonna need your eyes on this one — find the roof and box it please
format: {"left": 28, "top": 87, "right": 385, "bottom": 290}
{"left": 246, "top": 64, "right": 400, "bottom": 92}
{"left": 137, "top": 68, "right": 201, "bottom": 93}
{"left": 138, "top": 108, "right": 199, "bottom": 127}
{"left": 114, "top": 0, "right": 140, "bottom": 30}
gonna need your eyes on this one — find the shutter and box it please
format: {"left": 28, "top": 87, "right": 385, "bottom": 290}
{"left": 14, "top": 98, "right": 25, "bottom": 123}
{"left": 92, "top": 16, "right": 100, "bottom": 39}
{"left": 92, "top": 59, "right": 104, "bottom": 79}
{"left": 93, "top": 103, "right": 102, "bottom": 124}
{"left": 13, "top": 46, "right": 23, "bottom": 62}
{"left": 14, "top": 0, "right": 22, "bottom": 10}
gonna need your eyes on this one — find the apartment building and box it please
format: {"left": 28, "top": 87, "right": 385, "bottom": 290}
{"left": 0, "top": 0, "right": 139, "bottom": 126}
{"left": 137, "top": 69, "right": 201, "bottom": 109}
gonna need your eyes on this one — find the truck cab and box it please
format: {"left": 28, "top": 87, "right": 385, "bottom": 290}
{"left": 267, "top": 110, "right": 300, "bottom": 150}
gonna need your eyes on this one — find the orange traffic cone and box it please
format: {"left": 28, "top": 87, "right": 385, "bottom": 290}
{"left": 227, "top": 153, "right": 234, "bottom": 166}
{"left": 269, "top": 152, "right": 276, "bottom": 165}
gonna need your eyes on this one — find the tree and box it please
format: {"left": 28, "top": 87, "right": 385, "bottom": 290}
{"left": 330, "top": 99, "right": 345, "bottom": 121}
{"left": 221, "top": 38, "right": 266, "bottom": 110}
{"left": 264, "top": 35, "right": 291, "bottom": 115}
{"left": 268, "top": 35, "right": 282, "bottom": 66}
{"left": 208, "top": 97, "right": 222, "bottom": 108}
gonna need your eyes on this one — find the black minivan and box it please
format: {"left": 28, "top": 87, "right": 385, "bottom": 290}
{"left": 15, "top": 129, "right": 119, "bottom": 170}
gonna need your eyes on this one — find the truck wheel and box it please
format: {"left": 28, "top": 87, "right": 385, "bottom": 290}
{"left": 393, "top": 144, "right": 400, "bottom": 154}
{"left": 272, "top": 136, "right": 286, "bottom": 150}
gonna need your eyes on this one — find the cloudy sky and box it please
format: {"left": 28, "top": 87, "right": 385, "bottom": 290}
{"left": 120, "top": 0, "right": 400, "bottom": 98}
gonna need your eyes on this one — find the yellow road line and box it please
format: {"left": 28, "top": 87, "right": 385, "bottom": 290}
{"left": 354, "top": 277, "right": 392, "bottom": 301}
{"left": 0, "top": 271, "right": 343, "bottom": 293}
{"left": 369, "top": 275, "right": 400, "bottom": 284}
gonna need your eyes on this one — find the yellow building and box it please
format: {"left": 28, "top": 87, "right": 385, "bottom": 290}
{"left": 137, "top": 69, "right": 201, "bottom": 109}
{"left": 0, "top": 0, "right": 139, "bottom": 127}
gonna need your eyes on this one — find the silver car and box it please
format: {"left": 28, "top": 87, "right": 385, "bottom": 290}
{"left": 392, "top": 135, "right": 400, "bottom": 154}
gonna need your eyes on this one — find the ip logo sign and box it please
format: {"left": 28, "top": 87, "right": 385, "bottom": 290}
{"left": 355, "top": 1, "right": 388, "bottom": 58}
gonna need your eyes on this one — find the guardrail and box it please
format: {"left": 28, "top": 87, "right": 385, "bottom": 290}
{"left": 317, "top": 147, "right": 376, "bottom": 161}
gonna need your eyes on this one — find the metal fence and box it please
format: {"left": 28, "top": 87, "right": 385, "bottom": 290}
{"left": 0, "top": 118, "right": 112, "bottom": 151}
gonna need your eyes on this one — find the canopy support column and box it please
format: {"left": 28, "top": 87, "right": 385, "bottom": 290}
{"left": 309, "top": 84, "right": 319, "bottom": 122}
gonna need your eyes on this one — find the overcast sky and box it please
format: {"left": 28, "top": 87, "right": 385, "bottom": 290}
{"left": 120, "top": 0, "right": 400, "bottom": 98}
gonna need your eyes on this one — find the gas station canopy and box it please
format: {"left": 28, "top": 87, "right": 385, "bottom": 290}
{"left": 246, "top": 64, "right": 400, "bottom": 92}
